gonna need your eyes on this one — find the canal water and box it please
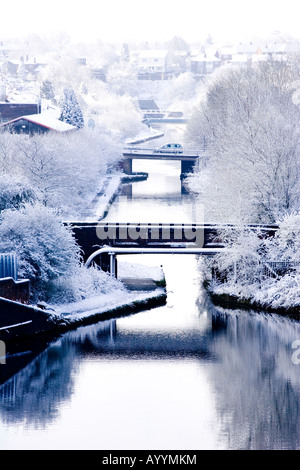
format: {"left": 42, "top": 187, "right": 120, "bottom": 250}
{"left": 1, "top": 140, "right": 300, "bottom": 450}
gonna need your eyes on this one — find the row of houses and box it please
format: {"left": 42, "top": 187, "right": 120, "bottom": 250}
{"left": 1, "top": 39, "right": 299, "bottom": 88}
{"left": 133, "top": 41, "right": 300, "bottom": 77}
{"left": 2, "top": 38, "right": 299, "bottom": 85}
{"left": 1, "top": 57, "right": 107, "bottom": 83}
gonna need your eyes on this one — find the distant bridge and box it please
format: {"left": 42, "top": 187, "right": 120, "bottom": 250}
{"left": 143, "top": 117, "right": 188, "bottom": 125}
{"left": 121, "top": 147, "right": 207, "bottom": 177}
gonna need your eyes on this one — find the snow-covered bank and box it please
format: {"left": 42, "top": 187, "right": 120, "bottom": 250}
{"left": 207, "top": 271, "right": 300, "bottom": 315}
{"left": 46, "top": 261, "right": 166, "bottom": 323}
{"left": 91, "top": 170, "right": 149, "bottom": 221}
{"left": 85, "top": 173, "right": 123, "bottom": 221}
{"left": 204, "top": 215, "right": 300, "bottom": 315}
{"left": 118, "top": 261, "right": 164, "bottom": 281}
{"left": 208, "top": 290, "right": 300, "bottom": 317}
{"left": 51, "top": 288, "right": 166, "bottom": 321}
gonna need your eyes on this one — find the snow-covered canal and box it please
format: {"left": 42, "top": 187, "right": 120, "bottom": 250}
{"left": 1, "top": 144, "right": 300, "bottom": 450}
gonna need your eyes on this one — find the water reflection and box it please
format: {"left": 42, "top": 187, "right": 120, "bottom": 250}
{"left": 208, "top": 307, "right": 300, "bottom": 450}
{"left": 0, "top": 284, "right": 215, "bottom": 428}
{"left": 104, "top": 160, "right": 198, "bottom": 224}
{"left": 1, "top": 292, "right": 300, "bottom": 450}
{"left": 0, "top": 334, "right": 79, "bottom": 427}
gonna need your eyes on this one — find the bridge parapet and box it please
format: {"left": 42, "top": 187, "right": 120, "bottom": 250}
{"left": 97, "top": 222, "right": 207, "bottom": 249}
{"left": 67, "top": 222, "right": 278, "bottom": 257}
{"left": 123, "top": 147, "right": 205, "bottom": 159}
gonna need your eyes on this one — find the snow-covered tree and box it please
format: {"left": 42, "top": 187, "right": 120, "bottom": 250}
{"left": 264, "top": 213, "right": 300, "bottom": 263}
{"left": 0, "top": 175, "right": 36, "bottom": 212}
{"left": 205, "top": 213, "right": 300, "bottom": 310}
{"left": 17, "top": 59, "right": 27, "bottom": 82}
{"left": 60, "top": 87, "right": 84, "bottom": 128}
{"left": 121, "top": 43, "right": 130, "bottom": 62}
{"left": 0, "top": 203, "right": 81, "bottom": 301}
{"left": 88, "top": 83, "right": 144, "bottom": 138}
{"left": 186, "top": 61, "right": 300, "bottom": 223}
{"left": 13, "top": 130, "right": 120, "bottom": 216}
{"left": 15, "top": 135, "right": 70, "bottom": 207}
{"left": 106, "top": 60, "right": 139, "bottom": 97}
{"left": 0, "top": 131, "right": 18, "bottom": 174}
{"left": 40, "top": 79, "right": 55, "bottom": 100}
{"left": 165, "top": 72, "right": 198, "bottom": 111}
{"left": 167, "top": 36, "right": 190, "bottom": 74}
{"left": 167, "top": 35, "right": 189, "bottom": 52}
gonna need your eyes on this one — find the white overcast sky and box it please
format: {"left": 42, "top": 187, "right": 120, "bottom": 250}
{"left": 2, "top": 0, "right": 300, "bottom": 44}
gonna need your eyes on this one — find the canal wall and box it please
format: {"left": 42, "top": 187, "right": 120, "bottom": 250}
{"left": 0, "top": 287, "right": 167, "bottom": 342}
{"left": 0, "top": 297, "right": 67, "bottom": 342}
{"left": 208, "top": 291, "right": 300, "bottom": 318}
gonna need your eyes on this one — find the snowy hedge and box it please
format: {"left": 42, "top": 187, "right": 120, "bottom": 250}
{"left": 0, "top": 203, "right": 81, "bottom": 301}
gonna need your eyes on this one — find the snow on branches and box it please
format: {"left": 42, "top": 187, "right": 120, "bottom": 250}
{"left": 186, "top": 61, "right": 300, "bottom": 224}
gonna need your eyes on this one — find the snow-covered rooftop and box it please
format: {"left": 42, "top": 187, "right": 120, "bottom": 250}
{"left": 138, "top": 50, "right": 168, "bottom": 59}
{"left": 1, "top": 113, "right": 77, "bottom": 132}
{"left": 24, "top": 113, "right": 77, "bottom": 131}
{"left": 236, "top": 43, "right": 260, "bottom": 54}
{"left": 230, "top": 54, "right": 249, "bottom": 63}
{"left": 220, "top": 46, "right": 237, "bottom": 55}
{"left": 191, "top": 53, "right": 220, "bottom": 62}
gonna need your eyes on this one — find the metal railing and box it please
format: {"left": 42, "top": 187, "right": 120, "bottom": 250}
{"left": 85, "top": 246, "right": 222, "bottom": 277}
{"left": 263, "top": 260, "right": 298, "bottom": 278}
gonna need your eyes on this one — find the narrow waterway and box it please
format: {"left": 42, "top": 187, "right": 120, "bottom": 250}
{"left": 1, "top": 142, "right": 300, "bottom": 450}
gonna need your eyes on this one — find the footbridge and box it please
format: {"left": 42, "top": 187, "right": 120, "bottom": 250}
{"left": 121, "top": 147, "right": 207, "bottom": 177}
{"left": 66, "top": 221, "right": 278, "bottom": 276}
{"left": 85, "top": 246, "right": 222, "bottom": 277}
